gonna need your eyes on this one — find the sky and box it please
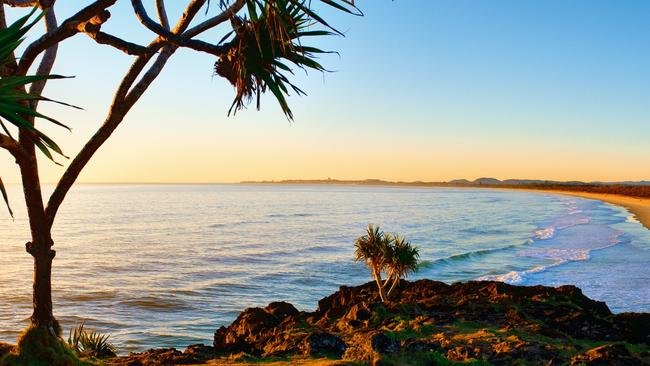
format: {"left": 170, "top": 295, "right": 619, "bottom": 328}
{"left": 2, "top": 0, "right": 649, "bottom": 184}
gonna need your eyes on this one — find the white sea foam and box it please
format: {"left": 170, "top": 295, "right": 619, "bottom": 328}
{"left": 478, "top": 264, "right": 553, "bottom": 284}
{"left": 534, "top": 227, "right": 555, "bottom": 239}
{"left": 518, "top": 248, "right": 590, "bottom": 261}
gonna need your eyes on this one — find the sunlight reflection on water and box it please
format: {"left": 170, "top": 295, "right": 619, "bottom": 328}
{"left": 1, "top": 184, "right": 649, "bottom": 352}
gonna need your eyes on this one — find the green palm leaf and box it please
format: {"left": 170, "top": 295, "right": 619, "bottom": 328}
{"left": 0, "top": 8, "right": 77, "bottom": 216}
{"left": 215, "top": 0, "right": 358, "bottom": 120}
{"left": 0, "top": 176, "right": 12, "bottom": 217}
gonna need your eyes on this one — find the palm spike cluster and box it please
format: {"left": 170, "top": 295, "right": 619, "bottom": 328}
{"left": 354, "top": 224, "right": 421, "bottom": 302}
{"left": 214, "top": 0, "right": 361, "bottom": 120}
{"left": 0, "top": 9, "right": 77, "bottom": 217}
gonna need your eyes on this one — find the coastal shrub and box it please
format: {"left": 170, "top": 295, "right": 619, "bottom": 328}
{"left": 67, "top": 322, "right": 116, "bottom": 359}
{"left": 354, "top": 225, "right": 420, "bottom": 302}
{"left": 0, "top": 325, "right": 83, "bottom": 366}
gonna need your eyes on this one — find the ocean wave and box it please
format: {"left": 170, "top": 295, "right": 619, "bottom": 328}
{"left": 478, "top": 264, "right": 554, "bottom": 284}
{"left": 532, "top": 214, "right": 591, "bottom": 241}
{"left": 555, "top": 215, "right": 591, "bottom": 229}
{"left": 59, "top": 290, "right": 118, "bottom": 302}
{"left": 208, "top": 220, "right": 269, "bottom": 228}
{"left": 518, "top": 248, "right": 590, "bottom": 261}
{"left": 120, "top": 296, "right": 194, "bottom": 311}
{"left": 432, "top": 243, "right": 524, "bottom": 265}
{"left": 480, "top": 234, "right": 623, "bottom": 284}
{"left": 459, "top": 226, "right": 510, "bottom": 236}
{"left": 267, "top": 213, "right": 316, "bottom": 218}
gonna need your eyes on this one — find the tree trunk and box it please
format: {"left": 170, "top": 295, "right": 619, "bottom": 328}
{"left": 29, "top": 241, "right": 57, "bottom": 333}
{"left": 386, "top": 275, "right": 400, "bottom": 299}
{"left": 18, "top": 152, "right": 58, "bottom": 335}
{"left": 372, "top": 266, "right": 387, "bottom": 302}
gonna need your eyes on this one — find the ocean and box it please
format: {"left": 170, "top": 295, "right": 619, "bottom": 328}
{"left": 1, "top": 184, "right": 649, "bottom": 353}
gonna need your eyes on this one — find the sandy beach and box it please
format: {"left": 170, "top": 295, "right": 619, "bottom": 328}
{"left": 528, "top": 190, "right": 650, "bottom": 230}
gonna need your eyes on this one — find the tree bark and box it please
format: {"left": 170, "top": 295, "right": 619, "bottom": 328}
{"left": 18, "top": 146, "right": 57, "bottom": 334}
{"left": 30, "top": 245, "right": 56, "bottom": 332}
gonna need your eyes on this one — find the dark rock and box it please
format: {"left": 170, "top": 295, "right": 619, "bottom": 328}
{"left": 301, "top": 332, "right": 347, "bottom": 357}
{"left": 265, "top": 301, "right": 299, "bottom": 318}
{"left": 182, "top": 344, "right": 214, "bottom": 362}
{"left": 115, "top": 280, "right": 650, "bottom": 365}
{"left": 107, "top": 348, "right": 195, "bottom": 365}
{"left": 370, "top": 332, "right": 400, "bottom": 354}
{"left": 213, "top": 306, "right": 281, "bottom": 353}
{"left": 615, "top": 312, "right": 650, "bottom": 344}
{"left": 0, "top": 343, "right": 13, "bottom": 358}
{"left": 346, "top": 303, "right": 372, "bottom": 321}
{"left": 570, "top": 343, "right": 650, "bottom": 366}
{"left": 402, "top": 339, "right": 441, "bottom": 353}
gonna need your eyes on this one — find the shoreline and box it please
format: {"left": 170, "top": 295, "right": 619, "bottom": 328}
{"left": 241, "top": 181, "right": 650, "bottom": 231}
{"left": 513, "top": 189, "right": 650, "bottom": 230}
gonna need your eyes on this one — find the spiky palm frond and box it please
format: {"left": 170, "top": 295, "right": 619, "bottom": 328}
{"left": 0, "top": 8, "right": 75, "bottom": 159}
{"left": 1, "top": 8, "right": 78, "bottom": 217}
{"left": 67, "top": 321, "right": 116, "bottom": 359}
{"left": 215, "top": 0, "right": 358, "bottom": 120}
{"left": 354, "top": 223, "right": 385, "bottom": 265}
{"left": 388, "top": 235, "right": 420, "bottom": 279}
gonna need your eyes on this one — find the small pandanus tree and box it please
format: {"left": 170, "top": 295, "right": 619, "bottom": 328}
{"left": 354, "top": 224, "right": 420, "bottom": 302}
{"left": 354, "top": 224, "right": 391, "bottom": 301}
{"left": 383, "top": 234, "right": 420, "bottom": 298}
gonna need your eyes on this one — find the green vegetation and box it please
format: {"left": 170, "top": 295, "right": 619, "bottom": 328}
{"left": 0, "top": 325, "right": 87, "bottom": 366}
{"left": 67, "top": 322, "right": 116, "bottom": 359}
{"left": 0, "top": 7, "right": 74, "bottom": 216}
{"left": 354, "top": 224, "right": 420, "bottom": 301}
{"left": 380, "top": 350, "right": 492, "bottom": 366}
{"left": 215, "top": 1, "right": 357, "bottom": 120}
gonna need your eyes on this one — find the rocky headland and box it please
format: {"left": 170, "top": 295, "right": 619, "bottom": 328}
{"left": 4, "top": 280, "right": 650, "bottom": 365}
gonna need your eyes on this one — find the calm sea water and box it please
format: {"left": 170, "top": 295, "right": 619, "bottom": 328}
{"left": 1, "top": 184, "right": 649, "bottom": 353}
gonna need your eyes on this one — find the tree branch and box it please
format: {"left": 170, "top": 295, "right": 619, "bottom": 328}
{"left": 155, "top": 0, "right": 169, "bottom": 30}
{"left": 27, "top": 5, "right": 57, "bottom": 111}
{"left": 130, "top": 0, "right": 230, "bottom": 56}
{"left": 0, "top": 132, "right": 20, "bottom": 156}
{"left": 183, "top": 0, "right": 245, "bottom": 38}
{"left": 17, "top": 0, "right": 117, "bottom": 75}
{"left": 84, "top": 29, "right": 153, "bottom": 56}
{"left": 131, "top": 0, "right": 176, "bottom": 40}
{"left": 45, "top": 0, "right": 247, "bottom": 227}
{"left": 2, "top": 0, "right": 38, "bottom": 7}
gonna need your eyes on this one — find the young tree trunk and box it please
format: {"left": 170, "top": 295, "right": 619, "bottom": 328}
{"left": 372, "top": 266, "right": 387, "bottom": 302}
{"left": 30, "top": 245, "right": 56, "bottom": 332}
{"left": 386, "top": 275, "right": 400, "bottom": 299}
{"left": 18, "top": 152, "right": 58, "bottom": 335}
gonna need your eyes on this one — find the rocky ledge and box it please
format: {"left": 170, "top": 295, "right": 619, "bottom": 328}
{"left": 107, "top": 280, "right": 650, "bottom": 365}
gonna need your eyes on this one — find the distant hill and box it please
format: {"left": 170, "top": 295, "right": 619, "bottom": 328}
{"left": 445, "top": 178, "right": 650, "bottom": 187}
{"left": 473, "top": 177, "right": 503, "bottom": 185}
{"left": 240, "top": 178, "right": 650, "bottom": 198}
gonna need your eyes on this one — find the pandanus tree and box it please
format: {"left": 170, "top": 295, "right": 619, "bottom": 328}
{"left": 354, "top": 224, "right": 391, "bottom": 301}
{"left": 354, "top": 224, "right": 420, "bottom": 302}
{"left": 383, "top": 234, "right": 420, "bottom": 298}
{"left": 0, "top": 0, "right": 361, "bottom": 362}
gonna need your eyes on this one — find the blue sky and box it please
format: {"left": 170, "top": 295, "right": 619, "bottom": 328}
{"left": 2, "top": 0, "right": 649, "bottom": 183}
